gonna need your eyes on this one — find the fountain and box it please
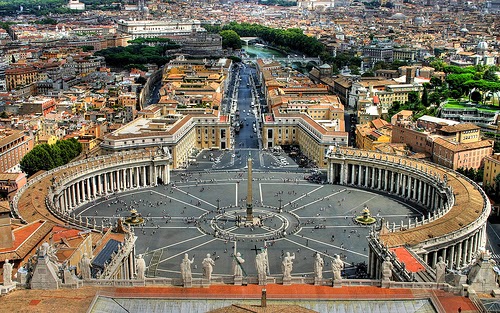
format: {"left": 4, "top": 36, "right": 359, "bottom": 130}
{"left": 124, "top": 208, "right": 145, "bottom": 225}
{"left": 354, "top": 205, "right": 377, "bottom": 225}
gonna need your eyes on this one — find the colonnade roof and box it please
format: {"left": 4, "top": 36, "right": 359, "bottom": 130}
{"left": 337, "top": 148, "right": 485, "bottom": 248}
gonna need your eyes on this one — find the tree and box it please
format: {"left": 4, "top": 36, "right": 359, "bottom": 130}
{"left": 20, "top": 145, "right": 54, "bottom": 176}
{"left": 20, "top": 138, "right": 82, "bottom": 177}
{"left": 421, "top": 86, "right": 429, "bottom": 107}
{"left": 220, "top": 30, "right": 242, "bottom": 50}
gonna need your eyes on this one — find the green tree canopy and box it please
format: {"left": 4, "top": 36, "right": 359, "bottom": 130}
{"left": 20, "top": 138, "right": 82, "bottom": 176}
{"left": 220, "top": 30, "right": 242, "bottom": 50}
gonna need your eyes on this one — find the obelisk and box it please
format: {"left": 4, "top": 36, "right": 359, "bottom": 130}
{"left": 246, "top": 153, "right": 253, "bottom": 222}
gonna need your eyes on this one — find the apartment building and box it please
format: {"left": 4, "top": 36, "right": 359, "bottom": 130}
{"left": 0, "top": 129, "right": 34, "bottom": 173}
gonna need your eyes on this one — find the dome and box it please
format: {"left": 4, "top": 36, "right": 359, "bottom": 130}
{"left": 390, "top": 13, "right": 407, "bottom": 20}
{"left": 319, "top": 63, "right": 331, "bottom": 69}
{"left": 477, "top": 41, "right": 488, "bottom": 51}
{"left": 414, "top": 16, "right": 425, "bottom": 26}
{"left": 460, "top": 27, "right": 469, "bottom": 33}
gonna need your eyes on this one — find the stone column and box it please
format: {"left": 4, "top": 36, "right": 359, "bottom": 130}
{"left": 431, "top": 251, "right": 437, "bottom": 268}
{"left": 407, "top": 176, "right": 412, "bottom": 199}
{"left": 350, "top": 164, "right": 355, "bottom": 184}
{"left": 449, "top": 244, "right": 455, "bottom": 269}
{"left": 76, "top": 181, "right": 82, "bottom": 205}
{"left": 104, "top": 173, "right": 109, "bottom": 194}
{"left": 423, "top": 183, "right": 428, "bottom": 205}
{"left": 384, "top": 169, "right": 388, "bottom": 191}
{"left": 142, "top": 166, "right": 147, "bottom": 186}
{"left": 442, "top": 247, "right": 447, "bottom": 264}
{"left": 69, "top": 185, "right": 74, "bottom": 208}
{"left": 467, "top": 238, "right": 474, "bottom": 263}
{"left": 397, "top": 173, "right": 402, "bottom": 195}
{"left": 462, "top": 239, "right": 468, "bottom": 265}
{"left": 129, "top": 168, "right": 133, "bottom": 188}
{"left": 364, "top": 166, "right": 369, "bottom": 188}
{"left": 357, "top": 165, "right": 362, "bottom": 185}
{"left": 85, "top": 179, "right": 90, "bottom": 201}
{"left": 457, "top": 241, "right": 463, "bottom": 267}
{"left": 111, "top": 171, "right": 116, "bottom": 192}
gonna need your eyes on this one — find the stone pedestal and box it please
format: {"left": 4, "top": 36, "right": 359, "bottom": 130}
{"left": 381, "top": 279, "right": 391, "bottom": 288}
{"left": 183, "top": 279, "right": 192, "bottom": 288}
{"left": 314, "top": 277, "right": 322, "bottom": 286}
{"left": 16, "top": 268, "right": 28, "bottom": 287}
{"left": 332, "top": 279, "right": 342, "bottom": 288}
{"left": 258, "top": 277, "right": 267, "bottom": 286}
{"left": 283, "top": 277, "right": 292, "bottom": 286}
{"left": 234, "top": 276, "right": 243, "bottom": 286}
{"left": 31, "top": 256, "right": 60, "bottom": 290}
{"left": 0, "top": 283, "right": 16, "bottom": 295}
{"left": 202, "top": 279, "right": 211, "bottom": 288}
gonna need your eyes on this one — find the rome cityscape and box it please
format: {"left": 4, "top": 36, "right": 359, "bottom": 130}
{"left": 0, "top": 0, "right": 499, "bottom": 312}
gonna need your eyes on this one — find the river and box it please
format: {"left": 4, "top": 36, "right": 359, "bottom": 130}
{"left": 243, "top": 44, "right": 286, "bottom": 59}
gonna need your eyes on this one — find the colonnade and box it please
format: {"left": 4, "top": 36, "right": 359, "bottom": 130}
{"left": 329, "top": 162, "right": 445, "bottom": 212}
{"left": 47, "top": 150, "right": 172, "bottom": 214}
{"left": 326, "top": 148, "right": 489, "bottom": 274}
{"left": 423, "top": 224, "right": 486, "bottom": 270}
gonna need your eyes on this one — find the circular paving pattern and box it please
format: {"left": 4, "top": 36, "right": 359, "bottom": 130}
{"left": 197, "top": 207, "right": 301, "bottom": 240}
{"left": 74, "top": 170, "right": 422, "bottom": 279}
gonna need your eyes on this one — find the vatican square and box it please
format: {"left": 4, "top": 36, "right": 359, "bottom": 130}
{"left": 74, "top": 159, "right": 420, "bottom": 280}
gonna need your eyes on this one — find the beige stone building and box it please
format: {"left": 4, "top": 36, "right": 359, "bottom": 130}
{"left": 101, "top": 113, "right": 231, "bottom": 168}
{"left": 392, "top": 115, "right": 493, "bottom": 170}
{"left": 483, "top": 154, "right": 500, "bottom": 190}
{"left": 355, "top": 119, "right": 392, "bottom": 151}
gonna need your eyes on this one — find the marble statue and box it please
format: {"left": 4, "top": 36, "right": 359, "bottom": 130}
{"left": 3, "top": 259, "right": 13, "bottom": 286}
{"left": 331, "top": 254, "right": 344, "bottom": 281}
{"left": 381, "top": 256, "right": 394, "bottom": 281}
{"left": 255, "top": 249, "right": 268, "bottom": 281}
{"left": 202, "top": 254, "right": 215, "bottom": 281}
{"left": 314, "top": 253, "right": 324, "bottom": 279}
{"left": 180, "top": 253, "right": 194, "bottom": 282}
{"left": 38, "top": 243, "right": 49, "bottom": 258}
{"left": 435, "top": 256, "right": 447, "bottom": 284}
{"left": 79, "top": 253, "right": 92, "bottom": 280}
{"left": 282, "top": 252, "right": 295, "bottom": 279}
{"left": 136, "top": 254, "right": 146, "bottom": 280}
{"left": 232, "top": 252, "right": 245, "bottom": 277}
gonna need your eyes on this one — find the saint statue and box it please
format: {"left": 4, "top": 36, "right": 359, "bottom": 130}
{"left": 314, "top": 253, "right": 324, "bottom": 280}
{"left": 202, "top": 254, "right": 215, "bottom": 281}
{"left": 282, "top": 252, "right": 295, "bottom": 279}
{"left": 435, "top": 256, "right": 447, "bottom": 283}
{"left": 79, "top": 253, "right": 92, "bottom": 280}
{"left": 136, "top": 254, "right": 146, "bottom": 280}
{"left": 3, "top": 259, "right": 13, "bottom": 286}
{"left": 331, "top": 254, "right": 344, "bottom": 281}
{"left": 255, "top": 249, "right": 268, "bottom": 282}
{"left": 381, "top": 256, "right": 394, "bottom": 281}
{"left": 232, "top": 252, "right": 245, "bottom": 277}
{"left": 180, "top": 253, "right": 194, "bottom": 283}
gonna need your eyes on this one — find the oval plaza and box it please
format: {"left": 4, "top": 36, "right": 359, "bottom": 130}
{"left": 11, "top": 142, "right": 491, "bottom": 289}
